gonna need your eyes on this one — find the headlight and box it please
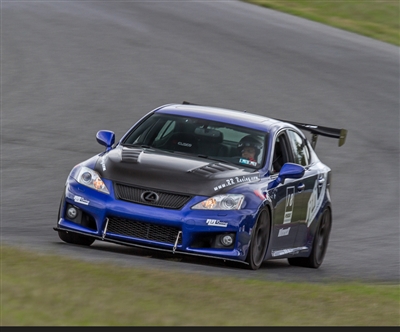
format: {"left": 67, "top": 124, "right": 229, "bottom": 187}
{"left": 192, "top": 194, "right": 244, "bottom": 210}
{"left": 75, "top": 167, "right": 109, "bottom": 194}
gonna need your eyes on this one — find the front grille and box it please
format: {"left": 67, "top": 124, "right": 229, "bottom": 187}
{"left": 114, "top": 183, "right": 192, "bottom": 209}
{"left": 106, "top": 216, "right": 182, "bottom": 245}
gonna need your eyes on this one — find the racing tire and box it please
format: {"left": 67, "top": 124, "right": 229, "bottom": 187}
{"left": 57, "top": 189, "right": 95, "bottom": 247}
{"left": 245, "top": 207, "right": 271, "bottom": 270}
{"left": 288, "top": 208, "right": 332, "bottom": 268}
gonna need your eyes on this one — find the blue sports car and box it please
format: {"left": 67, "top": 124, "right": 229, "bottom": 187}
{"left": 54, "top": 102, "right": 347, "bottom": 270}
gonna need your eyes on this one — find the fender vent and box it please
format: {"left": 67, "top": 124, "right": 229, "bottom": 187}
{"left": 121, "top": 148, "right": 142, "bottom": 163}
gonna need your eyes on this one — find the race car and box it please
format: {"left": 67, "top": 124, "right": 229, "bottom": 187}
{"left": 54, "top": 101, "right": 347, "bottom": 270}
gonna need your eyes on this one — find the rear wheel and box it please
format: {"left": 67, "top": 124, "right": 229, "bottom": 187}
{"left": 288, "top": 208, "right": 332, "bottom": 268}
{"left": 57, "top": 189, "right": 95, "bottom": 247}
{"left": 246, "top": 207, "right": 271, "bottom": 270}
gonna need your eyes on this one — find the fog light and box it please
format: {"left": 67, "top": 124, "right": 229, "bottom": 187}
{"left": 220, "top": 234, "right": 233, "bottom": 247}
{"left": 67, "top": 206, "right": 78, "bottom": 219}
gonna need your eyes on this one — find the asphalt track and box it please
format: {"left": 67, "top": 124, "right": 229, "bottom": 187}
{"left": 2, "top": 0, "right": 399, "bottom": 283}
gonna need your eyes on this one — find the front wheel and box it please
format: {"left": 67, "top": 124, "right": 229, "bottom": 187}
{"left": 246, "top": 207, "right": 271, "bottom": 270}
{"left": 288, "top": 208, "right": 332, "bottom": 268}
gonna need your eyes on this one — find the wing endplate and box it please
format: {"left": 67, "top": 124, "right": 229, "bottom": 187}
{"left": 276, "top": 119, "right": 347, "bottom": 148}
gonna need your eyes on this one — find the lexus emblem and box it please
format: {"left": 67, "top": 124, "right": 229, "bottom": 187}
{"left": 141, "top": 191, "right": 159, "bottom": 203}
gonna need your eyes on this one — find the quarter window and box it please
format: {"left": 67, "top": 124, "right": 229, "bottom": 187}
{"left": 287, "top": 130, "right": 309, "bottom": 166}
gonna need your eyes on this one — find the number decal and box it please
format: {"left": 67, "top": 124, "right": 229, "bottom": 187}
{"left": 283, "top": 186, "right": 295, "bottom": 224}
{"left": 306, "top": 171, "right": 328, "bottom": 227}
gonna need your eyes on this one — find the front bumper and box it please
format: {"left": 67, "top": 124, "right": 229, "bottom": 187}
{"left": 55, "top": 178, "right": 257, "bottom": 262}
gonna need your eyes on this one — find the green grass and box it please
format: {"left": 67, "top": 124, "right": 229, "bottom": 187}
{"left": 242, "top": 0, "right": 400, "bottom": 46}
{"left": 1, "top": 246, "right": 399, "bottom": 326}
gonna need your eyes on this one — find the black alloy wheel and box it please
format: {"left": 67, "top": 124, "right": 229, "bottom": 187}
{"left": 288, "top": 208, "right": 332, "bottom": 268}
{"left": 246, "top": 207, "right": 271, "bottom": 270}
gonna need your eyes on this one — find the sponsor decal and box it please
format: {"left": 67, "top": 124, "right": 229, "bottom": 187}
{"left": 100, "top": 158, "right": 106, "bottom": 171}
{"left": 239, "top": 158, "right": 258, "bottom": 167}
{"left": 206, "top": 219, "right": 228, "bottom": 227}
{"left": 178, "top": 141, "right": 192, "bottom": 147}
{"left": 213, "top": 175, "right": 260, "bottom": 191}
{"left": 278, "top": 227, "right": 291, "bottom": 237}
{"left": 73, "top": 195, "right": 90, "bottom": 205}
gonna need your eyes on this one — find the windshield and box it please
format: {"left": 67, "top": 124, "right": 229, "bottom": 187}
{"left": 122, "top": 113, "right": 267, "bottom": 169}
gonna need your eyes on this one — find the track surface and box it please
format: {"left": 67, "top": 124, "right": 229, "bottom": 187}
{"left": 2, "top": 1, "right": 399, "bottom": 283}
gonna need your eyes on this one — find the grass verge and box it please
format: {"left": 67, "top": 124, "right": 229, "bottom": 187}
{"left": 242, "top": 0, "right": 400, "bottom": 46}
{"left": 1, "top": 246, "right": 399, "bottom": 326}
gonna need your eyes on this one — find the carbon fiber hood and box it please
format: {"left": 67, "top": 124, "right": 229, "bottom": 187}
{"left": 94, "top": 146, "right": 260, "bottom": 196}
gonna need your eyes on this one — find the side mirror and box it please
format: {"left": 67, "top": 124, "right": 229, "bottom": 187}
{"left": 96, "top": 130, "right": 115, "bottom": 151}
{"left": 268, "top": 163, "right": 305, "bottom": 189}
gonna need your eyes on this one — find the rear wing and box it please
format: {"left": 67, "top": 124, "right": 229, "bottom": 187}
{"left": 275, "top": 119, "right": 347, "bottom": 149}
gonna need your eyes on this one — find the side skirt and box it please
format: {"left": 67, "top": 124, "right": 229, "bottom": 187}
{"left": 271, "top": 246, "right": 309, "bottom": 258}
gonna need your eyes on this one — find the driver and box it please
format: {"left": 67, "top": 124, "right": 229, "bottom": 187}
{"left": 237, "top": 135, "right": 263, "bottom": 164}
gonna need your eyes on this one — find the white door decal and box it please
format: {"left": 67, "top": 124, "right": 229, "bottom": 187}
{"left": 306, "top": 172, "right": 327, "bottom": 227}
{"left": 283, "top": 186, "right": 295, "bottom": 224}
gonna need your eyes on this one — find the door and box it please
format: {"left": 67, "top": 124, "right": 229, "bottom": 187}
{"left": 285, "top": 129, "right": 319, "bottom": 247}
{"left": 268, "top": 129, "right": 318, "bottom": 251}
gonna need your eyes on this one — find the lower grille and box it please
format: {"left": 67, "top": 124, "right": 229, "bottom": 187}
{"left": 106, "top": 216, "right": 182, "bottom": 245}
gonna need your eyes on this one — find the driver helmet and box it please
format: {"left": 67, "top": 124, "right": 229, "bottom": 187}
{"left": 237, "top": 135, "right": 263, "bottom": 159}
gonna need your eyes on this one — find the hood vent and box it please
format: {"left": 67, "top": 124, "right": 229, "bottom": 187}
{"left": 121, "top": 148, "right": 142, "bottom": 163}
{"left": 190, "top": 162, "right": 238, "bottom": 176}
